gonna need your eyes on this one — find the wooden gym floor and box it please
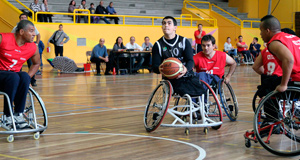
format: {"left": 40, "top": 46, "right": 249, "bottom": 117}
{"left": 0, "top": 65, "right": 298, "bottom": 160}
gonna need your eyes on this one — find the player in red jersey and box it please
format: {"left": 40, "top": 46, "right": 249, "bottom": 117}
{"left": 194, "top": 35, "right": 236, "bottom": 84}
{"left": 0, "top": 20, "right": 40, "bottom": 128}
{"left": 236, "top": 35, "right": 252, "bottom": 62}
{"left": 260, "top": 15, "right": 300, "bottom": 92}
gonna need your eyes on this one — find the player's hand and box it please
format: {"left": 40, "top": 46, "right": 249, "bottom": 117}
{"left": 105, "top": 57, "right": 109, "bottom": 62}
{"left": 275, "top": 84, "right": 287, "bottom": 92}
{"left": 177, "top": 65, "right": 187, "bottom": 79}
{"left": 224, "top": 76, "right": 230, "bottom": 84}
{"left": 60, "top": 42, "right": 63, "bottom": 45}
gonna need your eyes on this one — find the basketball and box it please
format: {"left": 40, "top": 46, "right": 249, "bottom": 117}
{"left": 160, "top": 57, "right": 183, "bottom": 79}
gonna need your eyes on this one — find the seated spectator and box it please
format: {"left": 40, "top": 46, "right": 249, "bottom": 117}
{"left": 112, "top": 36, "right": 127, "bottom": 72}
{"left": 249, "top": 37, "right": 261, "bottom": 58}
{"left": 126, "top": 36, "right": 144, "bottom": 73}
{"left": 41, "top": 0, "right": 52, "bottom": 22}
{"left": 224, "top": 37, "right": 237, "bottom": 62}
{"left": 95, "top": 0, "right": 110, "bottom": 24}
{"left": 91, "top": 38, "right": 112, "bottom": 76}
{"left": 68, "top": 0, "right": 77, "bottom": 21}
{"left": 29, "top": 0, "right": 44, "bottom": 22}
{"left": 106, "top": 2, "right": 119, "bottom": 24}
{"left": 142, "top": 36, "right": 153, "bottom": 72}
{"left": 236, "top": 35, "right": 252, "bottom": 62}
{"left": 78, "top": 0, "right": 88, "bottom": 23}
{"left": 89, "top": 3, "right": 99, "bottom": 23}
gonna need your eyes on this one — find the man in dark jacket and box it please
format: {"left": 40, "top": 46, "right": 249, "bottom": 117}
{"left": 95, "top": 0, "right": 110, "bottom": 24}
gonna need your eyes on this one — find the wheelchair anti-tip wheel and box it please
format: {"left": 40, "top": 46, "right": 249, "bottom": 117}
{"left": 254, "top": 87, "right": 300, "bottom": 156}
{"left": 218, "top": 80, "right": 238, "bottom": 121}
{"left": 144, "top": 81, "right": 172, "bottom": 132}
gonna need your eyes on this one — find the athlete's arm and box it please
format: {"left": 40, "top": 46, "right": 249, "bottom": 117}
{"left": 0, "top": 34, "right": 2, "bottom": 45}
{"left": 224, "top": 54, "right": 237, "bottom": 84}
{"left": 152, "top": 43, "right": 162, "bottom": 74}
{"left": 269, "top": 41, "right": 294, "bottom": 92}
{"left": 36, "top": 33, "right": 40, "bottom": 45}
{"left": 28, "top": 47, "right": 40, "bottom": 78}
{"left": 252, "top": 54, "right": 264, "bottom": 75}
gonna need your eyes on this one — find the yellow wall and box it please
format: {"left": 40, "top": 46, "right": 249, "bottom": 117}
{"left": 36, "top": 23, "right": 218, "bottom": 63}
{"left": 0, "top": 0, "right": 22, "bottom": 32}
{"left": 229, "top": 0, "right": 299, "bottom": 26}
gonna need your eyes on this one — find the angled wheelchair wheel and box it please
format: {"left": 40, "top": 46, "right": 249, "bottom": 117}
{"left": 218, "top": 80, "right": 238, "bottom": 121}
{"left": 200, "top": 80, "right": 223, "bottom": 130}
{"left": 144, "top": 81, "right": 172, "bottom": 132}
{"left": 254, "top": 87, "right": 300, "bottom": 156}
{"left": 24, "top": 88, "right": 48, "bottom": 134}
{"left": 252, "top": 90, "right": 264, "bottom": 113}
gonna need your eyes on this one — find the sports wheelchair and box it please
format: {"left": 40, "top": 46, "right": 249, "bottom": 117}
{"left": 244, "top": 86, "right": 300, "bottom": 156}
{"left": 0, "top": 87, "right": 48, "bottom": 142}
{"left": 144, "top": 80, "right": 223, "bottom": 135}
{"left": 237, "top": 52, "right": 254, "bottom": 65}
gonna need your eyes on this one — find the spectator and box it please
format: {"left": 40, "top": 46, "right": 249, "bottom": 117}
{"left": 41, "top": 0, "right": 52, "bottom": 22}
{"left": 236, "top": 35, "right": 252, "bottom": 62}
{"left": 68, "top": 0, "right": 77, "bottom": 21}
{"left": 106, "top": 2, "right": 119, "bottom": 24}
{"left": 36, "top": 40, "right": 45, "bottom": 74}
{"left": 224, "top": 37, "right": 237, "bottom": 62}
{"left": 194, "top": 24, "right": 206, "bottom": 54}
{"left": 142, "top": 36, "right": 153, "bottom": 72}
{"left": 89, "top": 3, "right": 99, "bottom": 23}
{"left": 126, "top": 36, "right": 144, "bottom": 73}
{"left": 91, "top": 38, "right": 112, "bottom": 76}
{"left": 95, "top": 0, "right": 110, "bottom": 24}
{"left": 112, "top": 36, "right": 126, "bottom": 73}
{"left": 0, "top": 20, "right": 40, "bottom": 128}
{"left": 78, "top": 0, "right": 88, "bottom": 23}
{"left": 29, "top": 0, "right": 44, "bottom": 22}
{"left": 249, "top": 37, "right": 261, "bottom": 58}
{"left": 47, "top": 24, "right": 70, "bottom": 57}
{"left": 12, "top": 13, "right": 40, "bottom": 87}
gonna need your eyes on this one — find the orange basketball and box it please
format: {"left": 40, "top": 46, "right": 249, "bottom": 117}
{"left": 160, "top": 57, "right": 183, "bottom": 79}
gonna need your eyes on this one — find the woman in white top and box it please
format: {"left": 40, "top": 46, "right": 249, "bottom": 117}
{"left": 41, "top": 0, "right": 52, "bottom": 22}
{"left": 224, "top": 37, "right": 238, "bottom": 63}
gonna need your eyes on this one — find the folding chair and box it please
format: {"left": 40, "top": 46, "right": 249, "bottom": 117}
{"left": 86, "top": 51, "right": 105, "bottom": 74}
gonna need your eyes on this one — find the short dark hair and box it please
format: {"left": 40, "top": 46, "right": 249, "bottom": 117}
{"left": 19, "top": 13, "right": 28, "bottom": 20}
{"left": 162, "top": 16, "right": 177, "bottom": 26}
{"left": 144, "top": 36, "right": 149, "bottom": 40}
{"left": 281, "top": 28, "right": 296, "bottom": 35}
{"left": 254, "top": 37, "right": 258, "bottom": 41}
{"left": 90, "top": 3, "right": 94, "bottom": 6}
{"left": 238, "top": 35, "right": 243, "bottom": 39}
{"left": 109, "top": 2, "right": 113, "bottom": 5}
{"left": 16, "top": 20, "right": 34, "bottom": 33}
{"left": 260, "top": 15, "right": 281, "bottom": 32}
{"left": 227, "top": 37, "right": 231, "bottom": 40}
{"left": 59, "top": 24, "right": 63, "bottom": 27}
{"left": 198, "top": 24, "right": 202, "bottom": 27}
{"left": 201, "top": 35, "right": 215, "bottom": 45}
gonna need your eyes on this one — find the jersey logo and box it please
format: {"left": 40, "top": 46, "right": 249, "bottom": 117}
{"left": 163, "top": 47, "right": 167, "bottom": 51}
{"left": 286, "top": 35, "right": 296, "bottom": 39}
{"left": 292, "top": 40, "right": 300, "bottom": 46}
{"left": 20, "top": 58, "right": 26, "bottom": 61}
{"left": 4, "top": 53, "right": 12, "bottom": 56}
{"left": 178, "top": 42, "right": 183, "bottom": 48}
{"left": 213, "top": 67, "right": 219, "bottom": 69}
{"left": 208, "top": 61, "right": 214, "bottom": 63}
{"left": 267, "top": 55, "right": 275, "bottom": 60}
{"left": 15, "top": 49, "right": 21, "bottom": 52}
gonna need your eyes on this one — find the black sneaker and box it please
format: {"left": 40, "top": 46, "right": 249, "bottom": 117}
{"left": 31, "top": 81, "right": 37, "bottom": 87}
{"left": 95, "top": 73, "right": 101, "bottom": 76}
{"left": 105, "top": 72, "right": 112, "bottom": 75}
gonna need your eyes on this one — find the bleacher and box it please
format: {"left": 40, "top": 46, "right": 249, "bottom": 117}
{"left": 8, "top": 0, "right": 190, "bottom": 25}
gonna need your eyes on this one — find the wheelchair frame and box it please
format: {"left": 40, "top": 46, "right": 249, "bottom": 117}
{"left": 244, "top": 86, "right": 300, "bottom": 156}
{"left": 144, "top": 80, "right": 223, "bottom": 135}
{"left": 0, "top": 87, "right": 48, "bottom": 142}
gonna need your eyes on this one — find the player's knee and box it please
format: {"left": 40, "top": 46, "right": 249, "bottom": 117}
{"left": 17, "top": 72, "right": 31, "bottom": 85}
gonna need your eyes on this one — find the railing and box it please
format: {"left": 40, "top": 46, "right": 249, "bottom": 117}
{"left": 210, "top": 3, "right": 243, "bottom": 28}
{"left": 15, "top": 0, "right": 34, "bottom": 21}
{"left": 183, "top": 1, "right": 217, "bottom": 27}
{"left": 35, "top": 11, "right": 205, "bottom": 27}
{"left": 0, "top": 17, "right": 14, "bottom": 28}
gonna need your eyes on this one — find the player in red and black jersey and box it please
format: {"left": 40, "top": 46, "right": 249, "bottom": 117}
{"left": 0, "top": 20, "right": 40, "bottom": 128}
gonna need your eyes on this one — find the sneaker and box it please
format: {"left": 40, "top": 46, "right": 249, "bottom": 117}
{"left": 31, "top": 81, "right": 37, "bottom": 87}
{"left": 95, "top": 73, "right": 101, "bottom": 76}
{"left": 36, "top": 70, "right": 42, "bottom": 75}
{"left": 14, "top": 113, "right": 29, "bottom": 129}
{"left": 105, "top": 72, "right": 112, "bottom": 75}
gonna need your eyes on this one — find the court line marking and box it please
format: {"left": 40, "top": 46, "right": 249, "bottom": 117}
{"left": 42, "top": 132, "right": 206, "bottom": 160}
{"left": 0, "top": 154, "right": 28, "bottom": 160}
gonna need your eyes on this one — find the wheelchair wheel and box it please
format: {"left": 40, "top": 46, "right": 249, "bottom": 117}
{"left": 144, "top": 81, "right": 172, "bottom": 132}
{"left": 252, "top": 90, "right": 263, "bottom": 113}
{"left": 200, "top": 80, "right": 222, "bottom": 130}
{"left": 254, "top": 87, "right": 300, "bottom": 156}
{"left": 24, "top": 88, "right": 48, "bottom": 134}
{"left": 218, "top": 80, "right": 238, "bottom": 121}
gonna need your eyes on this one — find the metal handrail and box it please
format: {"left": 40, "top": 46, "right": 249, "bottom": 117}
{"left": 210, "top": 3, "right": 243, "bottom": 28}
